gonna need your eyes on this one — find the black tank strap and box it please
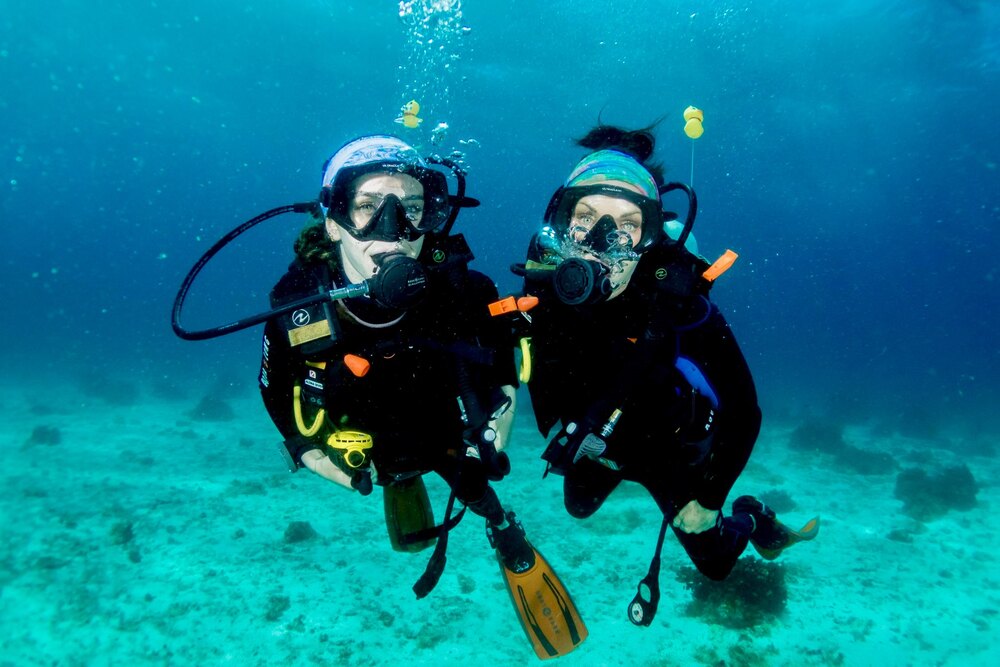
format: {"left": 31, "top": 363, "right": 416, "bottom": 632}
{"left": 399, "top": 497, "right": 467, "bottom": 547}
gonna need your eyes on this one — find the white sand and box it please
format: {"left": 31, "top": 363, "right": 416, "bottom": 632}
{"left": 2, "top": 384, "right": 997, "bottom": 666}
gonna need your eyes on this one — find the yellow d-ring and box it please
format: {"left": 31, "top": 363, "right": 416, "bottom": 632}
{"left": 518, "top": 337, "right": 533, "bottom": 383}
{"left": 293, "top": 385, "right": 325, "bottom": 437}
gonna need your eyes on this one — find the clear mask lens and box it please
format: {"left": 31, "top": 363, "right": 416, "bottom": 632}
{"left": 557, "top": 230, "right": 636, "bottom": 274}
{"left": 327, "top": 163, "right": 452, "bottom": 239}
{"left": 353, "top": 193, "right": 425, "bottom": 226}
{"left": 548, "top": 184, "right": 663, "bottom": 254}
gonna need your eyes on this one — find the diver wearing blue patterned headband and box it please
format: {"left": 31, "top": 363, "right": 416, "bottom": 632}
{"left": 565, "top": 148, "right": 660, "bottom": 198}
{"left": 515, "top": 123, "right": 819, "bottom": 629}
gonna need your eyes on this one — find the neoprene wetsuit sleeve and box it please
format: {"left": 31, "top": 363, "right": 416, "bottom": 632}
{"left": 682, "top": 307, "right": 762, "bottom": 511}
{"left": 259, "top": 317, "right": 313, "bottom": 464}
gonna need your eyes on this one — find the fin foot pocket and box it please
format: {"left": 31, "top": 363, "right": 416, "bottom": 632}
{"left": 733, "top": 495, "right": 820, "bottom": 560}
{"left": 488, "top": 514, "right": 536, "bottom": 573}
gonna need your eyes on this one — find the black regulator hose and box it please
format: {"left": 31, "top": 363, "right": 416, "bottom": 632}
{"left": 171, "top": 202, "right": 325, "bottom": 341}
{"left": 172, "top": 203, "right": 439, "bottom": 340}
{"left": 509, "top": 263, "right": 555, "bottom": 282}
{"left": 455, "top": 360, "right": 511, "bottom": 481}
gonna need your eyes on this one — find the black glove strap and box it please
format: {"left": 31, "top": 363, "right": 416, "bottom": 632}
{"left": 413, "top": 491, "right": 462, "bottom": 599}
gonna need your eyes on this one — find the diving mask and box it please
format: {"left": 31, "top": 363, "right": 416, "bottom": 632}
{"left": 327, "top": 430, "right": 373, "bottom": 468}
{"left": 577, "top": 215, "right": 638, "bottom": 260}
{"left": 544, "top": 183, "right": 663, "bottom": 254}
{"left": 321, "top": 164, "right": 451, "bottom": 241}
{"left": 352, "top": 192, "right": 426, "bottom": 242}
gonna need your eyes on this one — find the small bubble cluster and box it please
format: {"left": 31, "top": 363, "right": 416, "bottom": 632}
{"left": 396, "top": 1, "right": 475, "bottom": 154}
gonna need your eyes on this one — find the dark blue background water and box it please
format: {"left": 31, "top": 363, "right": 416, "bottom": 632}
{"left": 3, "top": 0, "right": 998, "bottom": 439}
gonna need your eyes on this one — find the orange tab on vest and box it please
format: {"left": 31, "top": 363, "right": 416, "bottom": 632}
{"left": 516, "top": 295, "right": 539, "bottom": 312}
{"left": 343, "top": 354, "right": 370, "bottom": 377}
{"left": 488, "top": 296, "right": 517, "bottom": 317}
{"left": 703, "top": 249, "right": 739, "bottom": 282}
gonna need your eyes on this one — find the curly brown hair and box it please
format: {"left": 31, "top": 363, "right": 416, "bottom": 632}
{"left": 292, "top": 213, "right": 340, "bottom": 268}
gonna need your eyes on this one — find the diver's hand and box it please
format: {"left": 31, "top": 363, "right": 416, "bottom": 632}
{"left": 541, "top": 422, "right": 589, "bottom": 475}
{"left": 463, "top": 426, "right": 511, "bottom": 481}
{"left": 672, "top": 499, "right": 719, "bottom": 534}
{"left": 300, "top": 448, "right": 356, "bottom": 491}
{"left": 488, "top": 385, "right": 517, "bottom": 453}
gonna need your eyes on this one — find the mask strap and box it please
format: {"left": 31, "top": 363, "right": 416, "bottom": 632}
{"left": 426, "top": 156, "right": 480, "bottom": 236}
{"left": 659, "top": 182, "right": 698, "bottom": 250}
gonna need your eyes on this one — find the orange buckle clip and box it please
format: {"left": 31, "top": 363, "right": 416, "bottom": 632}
{"left": 703, "top": 249, "right": 739, "bottom": 282}
{"left": 343, "top": 354, "right": 371, "bottom": 378}
{"left": 489, "top": 295, "right": 540, "bottom": 316}
{"left": 488, "top": 296, "right": 517, "bottom": 317}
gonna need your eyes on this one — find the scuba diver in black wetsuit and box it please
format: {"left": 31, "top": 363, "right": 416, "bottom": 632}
{"left": 243, "top": 135, "right": 587, "bottom": 659}
{"left": 510, "top": 125, "right": 819, "bottom": 627}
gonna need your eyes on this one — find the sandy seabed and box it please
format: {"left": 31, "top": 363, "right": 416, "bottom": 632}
{"left": 2, "top": 382, "right": 997, "bottom": 667}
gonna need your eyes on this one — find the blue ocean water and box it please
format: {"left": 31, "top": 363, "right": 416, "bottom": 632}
{"left": 2, "top": 1, "right": 999, "bottom": 665}
{"left": 4, "top": 0, "right": 998, "bottom": 429}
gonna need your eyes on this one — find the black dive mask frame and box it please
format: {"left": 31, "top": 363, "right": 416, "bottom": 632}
{"left": 171, "top": 157, "right": 479, "bottom": 341}
{"left": 543, "top": 181, "right": 698, "bottom": 255}
{"left": 319, "top": 157, "right": 477, "bottom": 241}
{"left": 544, "top": 183, "right": 663, "bottom": 254}
{"left": 351, "top": 193, "right": 424, "bottom": 242}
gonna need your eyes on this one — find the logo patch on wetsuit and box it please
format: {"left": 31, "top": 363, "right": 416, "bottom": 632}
{"left": 288, "top": 320, "right": 332, "bottom": 347}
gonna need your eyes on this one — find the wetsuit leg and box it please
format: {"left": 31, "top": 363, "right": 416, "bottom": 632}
{"left": 563, "top": 459, "right": 622, "bottom": 518}
{"left": 433, "top": 452, "right": 506, "bottom": 525}
{"left": 672, "top": 514, "right": 754, "bottom": 580}
{"left": 432, "top": 449, "right": 534, "bottom": 571}
{"left": 639, "top": 469, "right": 754, "bottom": 581}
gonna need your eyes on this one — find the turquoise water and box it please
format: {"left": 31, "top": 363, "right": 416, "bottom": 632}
{"left": 2, "top": 1, "right": 998, "bottom": 665}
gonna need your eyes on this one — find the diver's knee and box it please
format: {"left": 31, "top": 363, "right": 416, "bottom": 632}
{"left": 692, "top": 558, "right": 736, "bottom": 581}
{"left": 564, "top": 495, "right": 602, "bottom": 519}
